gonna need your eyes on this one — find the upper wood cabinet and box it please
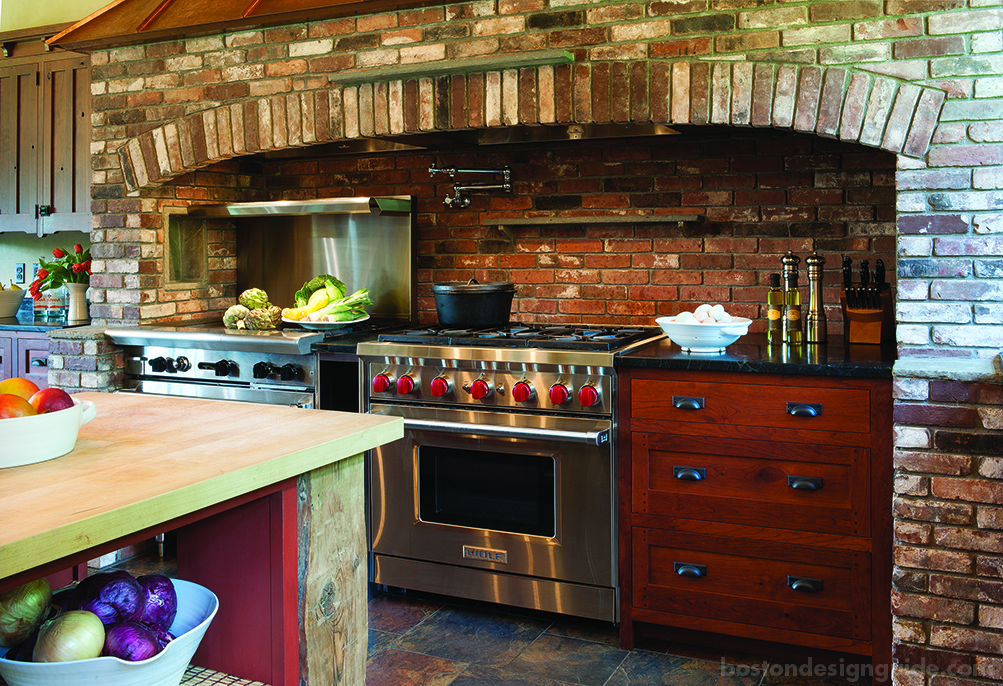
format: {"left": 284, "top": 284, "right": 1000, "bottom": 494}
{"left": 0, "top": 51, "right": 91, "bottom": 235}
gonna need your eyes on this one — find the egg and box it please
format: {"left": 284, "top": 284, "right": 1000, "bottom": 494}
{"left": 709, "top": 304, "right": 726, "bottom": 319}
{"left": 716, "top": 313, "right": 733, "bottom": 323}
{"left": 676, "top": 311, "right": 696, "bottom": 323}
{"left": 694, "top": 303, "right": 712, "bottom": 314}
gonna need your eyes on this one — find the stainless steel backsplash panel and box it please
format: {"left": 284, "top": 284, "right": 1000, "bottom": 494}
{"left": 234, "top": 200, "right": 415, "bottom": 320}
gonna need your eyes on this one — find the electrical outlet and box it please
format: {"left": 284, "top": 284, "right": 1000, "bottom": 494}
{"left": 32, "top": 264, "right": 40, "bottom": 280}
{"left": 15, "top": 263, "right": 25, "bottom": 284}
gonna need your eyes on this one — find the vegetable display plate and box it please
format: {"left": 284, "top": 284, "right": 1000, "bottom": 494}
{"left": 0, "top": 579, "right": 218, "bottom": 686}
{"left": 282, "top": 313, "right": 370, "bottom": 330}
{"left": 0, "top": 399, "right": 98, "bottom": 469}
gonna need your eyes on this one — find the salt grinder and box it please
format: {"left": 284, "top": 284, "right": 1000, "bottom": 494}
{"left": 805, "top": 251, "right": 827, "bottom": 344}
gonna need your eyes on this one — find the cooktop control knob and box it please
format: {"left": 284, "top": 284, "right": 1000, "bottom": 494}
{"left": 280, "top": 364, "right": 300, "bottom": 381}
{"left": 430, "top": 376, "right": 452, "bottom": 397}
{"left": 174, "top": 356, "right": 191, "bottom": 373}
{"left": 512, "top": 380, "right": 535, "bottom": 403}
{"left": 470, "top": 378, "right": 493, "bottom": 400}
{"left": 253, "top": 362, "right": 275, "bottom": 379}
{"left": 199, "top": 360, "right": 236, "bottom": 376}
{"left": 372, "top": 372, "right": 393, "bottom": 393}
{"left": 149, "top": 357, "right": 168, "bottom": 373}
{"left": 578, "top": 384, "right": 600, "bottom": 408}
{"left": 549, "top": 382, "right": 571, "bottom": 406}
{"left": 396, "top": 375, "right": 416, "bottom": 395}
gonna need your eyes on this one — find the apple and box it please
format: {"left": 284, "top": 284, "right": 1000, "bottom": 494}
{"left": 0, "top": 393, "right": 37, "bottom": 418}
{"left": 29, "top": 388, "right": 75, "bottom": 414}
{"left": 0, "top": 377, "right": 40, "bottom": 402}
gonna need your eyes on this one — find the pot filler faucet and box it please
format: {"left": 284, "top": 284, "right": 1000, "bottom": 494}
{"left": 429, "top": 163, "right": 511, "bottom": 208}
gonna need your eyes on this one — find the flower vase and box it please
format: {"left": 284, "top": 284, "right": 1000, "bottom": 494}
{"left": 64, "top": 282, "right": 90, "bottom": 324}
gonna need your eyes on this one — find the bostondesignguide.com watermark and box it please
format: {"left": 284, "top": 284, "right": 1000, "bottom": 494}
{"left": 721, "top": 658, "right": 893, "bottom": 683}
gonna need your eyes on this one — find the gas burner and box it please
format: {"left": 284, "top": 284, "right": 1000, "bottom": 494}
{"left": 377, "top": 323, "right": 663, "bottom": 352}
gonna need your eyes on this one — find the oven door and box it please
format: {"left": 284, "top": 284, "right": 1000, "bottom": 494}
{"left": 368, "top": 403, "right": 614, "bottom": 588}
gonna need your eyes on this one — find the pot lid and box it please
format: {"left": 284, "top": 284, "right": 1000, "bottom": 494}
{"left": 431, "top": 279, "right": 516, "bottom": 294}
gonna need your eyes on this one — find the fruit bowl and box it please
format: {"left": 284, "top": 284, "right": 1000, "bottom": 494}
{"left": 0, "top": 289, "right": 26, "bottom": 318}
{"left": 0, "top": 579, "right": 218, "bottom": 686}
{"left": 0, "top": 398, "right": 98, "bottom": 469}
{"left": 656, "top": 315, "right": 752, "bottom": 353}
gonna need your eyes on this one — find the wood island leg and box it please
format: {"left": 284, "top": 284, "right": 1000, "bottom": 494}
{"left": 176, "top": 453, "right": 368, "bottom": 686}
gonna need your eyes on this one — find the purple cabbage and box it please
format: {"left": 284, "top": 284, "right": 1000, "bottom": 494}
{"left": 135, "top": 575, "right": 177, "bottom": 632}
{"left": 76, "top": 571, "right": 146, "bottom": 625}
{"left": 103, "top": 622, "right": 162, "bottom": 661}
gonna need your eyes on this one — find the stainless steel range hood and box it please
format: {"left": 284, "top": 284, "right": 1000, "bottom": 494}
{"left": 187, "top": 195, "right": 411, "bottom": 217}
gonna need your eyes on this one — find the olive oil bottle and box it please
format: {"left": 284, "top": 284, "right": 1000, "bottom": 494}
{"left": 766, "top": 273, "right": 784, "bottom": 345}
{"left": 783, "top": 272, "right": 803, "bottom": 345}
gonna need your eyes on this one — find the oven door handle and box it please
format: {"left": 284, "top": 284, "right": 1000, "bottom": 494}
{"left": 399, "top": 417, "right": 610, "bottom": 447}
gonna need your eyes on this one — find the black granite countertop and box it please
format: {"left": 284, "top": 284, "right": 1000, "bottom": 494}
{"left": 617, "top": 333, "right": 895, "bottom": 378}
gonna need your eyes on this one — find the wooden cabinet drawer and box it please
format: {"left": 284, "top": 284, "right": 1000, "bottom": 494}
{"left": 632, "top": 433, "right": 870, "bottom": 536}
{"left": 630, "top": 374, "right": 872, "bottom": 439}
{"left": 632, "top": 527, "right": 871, "bottom": 641}
{"left": 16, "top": 335, "right": 49, "bottom": 389}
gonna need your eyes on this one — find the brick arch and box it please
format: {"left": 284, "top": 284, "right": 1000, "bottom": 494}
{"left": 117, "top": 60, "right": 946, "bottom": 193}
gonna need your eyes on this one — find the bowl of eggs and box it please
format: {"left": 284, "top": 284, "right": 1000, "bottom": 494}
{"left": 656, "top": 304, "right": 752, "bottom": 353}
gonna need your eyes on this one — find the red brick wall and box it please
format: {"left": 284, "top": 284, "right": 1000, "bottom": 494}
{"left": 249, "top": 127, "right": 897, "bottom": 328}
{"left": 892, "top": 378, "right": 1003, "bottom": 683}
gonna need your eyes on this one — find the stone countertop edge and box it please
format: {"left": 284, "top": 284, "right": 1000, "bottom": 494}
{"left": 616, "top": 335, "right": 896, "bottom": 379}
{"left": 893, "top": 354, "right": 1003, "bottom": 384}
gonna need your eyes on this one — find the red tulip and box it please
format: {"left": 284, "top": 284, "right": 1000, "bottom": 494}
{"left": 37, "top": 269, "right": 48, "bottom": 279}
{"left": 52, "top": 248, "right": 66, "bottom": 258}
{"left": 74, "top": 244, "right": 83, "bottom": 254}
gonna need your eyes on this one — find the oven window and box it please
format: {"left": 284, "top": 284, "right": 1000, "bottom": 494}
{"left": 418, "top": 447, "right": 555, "bottom": 537}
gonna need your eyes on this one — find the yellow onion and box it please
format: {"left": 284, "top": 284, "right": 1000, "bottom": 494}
{"left": 32, "top": 610, "right": 105, "bottom": 662}
{"left": 0, "top": 578, "right": 52, "bottom": 647}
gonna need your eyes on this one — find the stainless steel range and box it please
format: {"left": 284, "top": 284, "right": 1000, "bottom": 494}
{"left": 358, "top": 324, "right": 664, "bottom": 623}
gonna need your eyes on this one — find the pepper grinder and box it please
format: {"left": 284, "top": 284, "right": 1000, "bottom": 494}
{"left": 805, "top": 251, "right": 827, "bottom": 344}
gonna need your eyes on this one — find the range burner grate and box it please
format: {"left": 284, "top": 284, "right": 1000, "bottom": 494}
{"left": 378, "top": 324, "right": 660, "bottom": 352}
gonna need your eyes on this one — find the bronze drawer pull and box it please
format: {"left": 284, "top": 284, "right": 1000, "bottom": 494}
{"left": 674, "top": 466, "right": 706, "bottom": 481}
{"left": 30, "top": 358, "right": 48, "bottom": 367}
{"left": 788, "top": 476, "right": 823, "bottom": 491}
{"left": 675, "top": 562, "right": 706, "bottom": 578}
{"left": 788, "top": 576, "right": 823, "bottom": 593}
{"left": 787, "top": 402, "right": 821, "bottom": 417}
{"left": 672, "top": 396, "right": 704, "bottom": 411}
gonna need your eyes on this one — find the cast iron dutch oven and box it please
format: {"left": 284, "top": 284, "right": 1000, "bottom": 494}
{"left": 432, "top": 279, "right": 516, "bottom": 327}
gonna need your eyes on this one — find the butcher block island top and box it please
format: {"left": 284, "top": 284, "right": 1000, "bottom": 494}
{"left": 0, "top": 392, "right": 402, "bottom": 580}
{"left": 0, "top": 392, "right": 403, "bottom": 686}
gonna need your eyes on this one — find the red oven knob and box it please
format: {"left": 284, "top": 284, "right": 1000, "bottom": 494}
{"left": 430, "top": 376, "right": 452, "bottom": 397}
{"left": 396, "top": 375, "right": 416, "bottom": 395}
{"left": 372, "top": 372, "right": 393, "bottom": 393}
{"left": 512, "top": 380, "right": 535, "bottom": 403}
{"left": 578, "top": 384, "right": 600, "bottom": 407}
{"left": 549, "top": 383, "right": 571, "bottom": 406}
{"left": 470, "top": 378, "right": 492, "bottom": 400}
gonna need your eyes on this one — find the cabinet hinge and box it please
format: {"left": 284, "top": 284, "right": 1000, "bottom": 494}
{"left": 36, "top": 205, "right": 54, "bottom": 218}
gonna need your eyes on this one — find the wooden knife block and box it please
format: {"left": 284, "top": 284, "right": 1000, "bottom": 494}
{"left": 840, "top": 287, "right": 894, "bottom": 344}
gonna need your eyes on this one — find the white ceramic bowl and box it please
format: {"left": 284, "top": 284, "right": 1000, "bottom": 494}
{"left": 656, "top": 315, "right": 752, "bottom": 353}
{"left": 0, "top": 399, "right": 98, "bottom": 469}
{"left": 0, "top": 290, "right": 26, "bottom": 318}
{"left": 0, "top": 578, "right": 218, "bottom": 686}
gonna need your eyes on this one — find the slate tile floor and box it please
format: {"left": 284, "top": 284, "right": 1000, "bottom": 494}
{"left": 111, "top": 551, "right": 871, "bottom": 686}
{"left": 366, "top": 589, "right": 874, "bottom": 686}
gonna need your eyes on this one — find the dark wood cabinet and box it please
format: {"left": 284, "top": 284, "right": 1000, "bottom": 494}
{"left": 0, "top": 51, "right": 91, "bottom": 235}
{"left": 0, "top": 331, "right": 50, "bottom": 387}
{"left": 618, "top": 367, "right": 891, "bottom": 672}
